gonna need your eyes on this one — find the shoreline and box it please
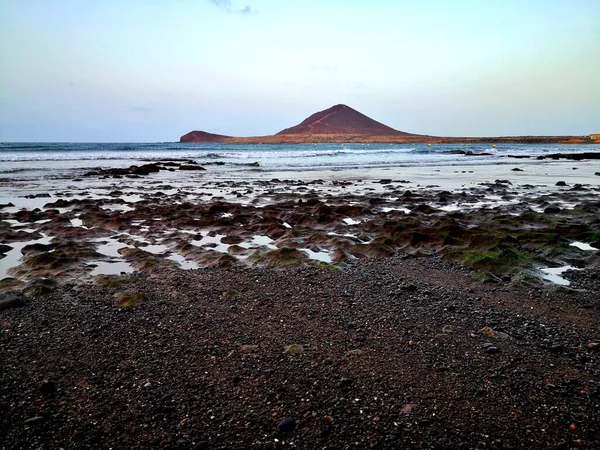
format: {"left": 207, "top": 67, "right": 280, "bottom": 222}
{"left": 1, "top": 156, "right": 599, "bottom": 288}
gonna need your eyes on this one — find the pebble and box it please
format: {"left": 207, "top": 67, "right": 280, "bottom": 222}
{"left": 276, "top": 417, "right": 295, "bottom": 432}
{"left": 40, "top": 380, "right": 57, "bottom": 396}
{"left": 339, "top": 377, "right": 354, "bottom": 388}
{"left": 0, "top": 292, "right": 27, "bottom": 311}
{"left": 550, "top": 344, "right": 563, "bottom": 353}
{"left": 24, "top": 416, "right": 45, "bottom": 426}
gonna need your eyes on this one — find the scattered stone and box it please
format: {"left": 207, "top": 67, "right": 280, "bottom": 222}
{"left": 113, "top": 291, "right": 146, "bottom": 308}
{"left": 485, "top": 346, "right": 500, "bottom": 354}
{"left": 345, "top": 349, "right": 364, "bottom": 357}
{"left": 0, "top": 292, "right": 28, "bottom": 311}
{"left": 240, "top": 344, "right": 258, "bottom": 353}
{"left": 284, "top": 344, "right": 304, "bottom": 355}
{"left": 339, "top": 377, "right": 354, "bottom": 388}
{"left": 511, "top": 168, "right": 523, "bottom": 171}
{"left": 442, "top": 325, "right": 455, "bottom": 333}
{"left": 400, "top": 403, "right": 417, "bottom": 415}
{"left": 0, "top": 244, "right": 14, "bottom": 255}
{"left": 544, "top": 206, "right": 561, "bottom": 214}
{"left": 587, "top": 343, "right": 599, "bottom": 351}
{"left": 550, "top": 343, "right": 563, "bottom": 353}
{"left": 276, "top": 417, "right": 295, "bottom": 432}
{"left": 23, "top": 416, "right": 45, "bottom": 426}
{"left": 179, "top": 165, "right": 206, "bottom": 171}
{"left": 555, "top": 181, "right": 567, "bottom": 186}
{"left": 480, "top": 327, "right": 510, "bottom": 339}
{"left": 39, "top": 380, "right": 57, "bottom": 396}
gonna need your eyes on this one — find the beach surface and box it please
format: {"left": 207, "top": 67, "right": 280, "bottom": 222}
{"left": 1, "top": 146, "right": 599, "bottom": 448}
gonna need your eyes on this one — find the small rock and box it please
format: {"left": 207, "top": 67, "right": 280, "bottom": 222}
{"left": 555, "top": 181, "right": 567, "bottom": 186}
{"left": 339, "top": 377, "right": 354, "bottom": 388}
{"left": 175, "top": 438, "right": 190, "bottom": 449}
{"left": 0, "top": 292, "right": 27, "bottom": 311}
{"left": 40, "top": 380, "right": 57, "bottom": 396}
{"left": 276, "top": 417, "right": 295, "bottom": 432}
{"left": 345, "top": 349, "right": 364, "bottom": 357}
{"left": 442, "top": 325, "right": 454, "bottom": 333}
{"left": 550, "top": 344, "right": 563, "bottom": 353}
{"left": 400, "top": 403, "right": 417, "bottom": 414}
{"left": 544, "top": 206, "right": 561, "bottom": 214}
{"left": 179, "top": 165, "right": 206, "bottom": 171}
{"left": 24, "top": 416, "right": 45, "bottom": 426}
{"left": 284, "top": 344, "right": 304, "bottom": 355}
{"left": 240, "top": 344, "right": 258, "bottom": 353}
{"left": 480, "top": 326, "right": 510, "bottom": 339}
{"left": 0, "top": 244, "right": 13, "bottom": 254}
{"left": 586, "top": 342, "right": 599, "bottom": 351}
{"left": 485, "top": 346, "right": 500, "bottom": 354}
{"left": 511, "top": 168, "right": 523, "bottom": 171}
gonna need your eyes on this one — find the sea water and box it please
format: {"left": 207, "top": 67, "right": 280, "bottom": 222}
{"left": 1, "top": 142, "right": 597, "bottom": 181}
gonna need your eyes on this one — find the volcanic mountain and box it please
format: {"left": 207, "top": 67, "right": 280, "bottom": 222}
{"left": 179, "top": 105, "right": 597, "bottom": 144}
{"left": 276, "top": 104, "right": 411, "bottom": 136}
{"left": 179, "top": 104, "right": 420, "bottom": 143}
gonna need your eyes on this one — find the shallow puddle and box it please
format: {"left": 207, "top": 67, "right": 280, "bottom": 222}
{"left": 167, "top": 253, "right": 199, "bottom": 270}
{"left": 87, "top": 260, "right": 135, "bottom": 276}
{"left": 94, "top": 237, "right": 133, "bottom": 258}
{"left": 191, "top": 233, "right": 230, "bottom": 253}
{"left": 570, "top": 242, "right": 598, "bottom": 251}
{"left": 381, "top": 207, "right": 411, "bottom": 214}
{"left": 140, "top": 243, "right": 170, "bottom": 254}
{"left": 70, "top": 218, "right": 88, "bottom": 228}
{"left": 299, "top": 248, "right": 332, "bottom": 263}
{"left": 540, "top": 265, "right": 579, "bottom": 286}
{"left": 0, "top": 235, "right": 53, "bottom": 279}
{"left": 239, "top": 235, "right": 278, "bottom": 250}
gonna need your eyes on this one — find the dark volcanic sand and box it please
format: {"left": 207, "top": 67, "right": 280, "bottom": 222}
{"left": 1, "top": 257, "right": 599, "bottom": 449}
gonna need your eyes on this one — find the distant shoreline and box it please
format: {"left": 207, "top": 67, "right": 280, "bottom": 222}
{"left": 180, "top": 104, "right": 600, "bottom": 145}
{"left": 180, "top": 133, "right": 600, "bottom": 145}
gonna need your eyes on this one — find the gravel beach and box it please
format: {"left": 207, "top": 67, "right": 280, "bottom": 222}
{"left": 1, "top": 256, "right": 599, "bottom": 449}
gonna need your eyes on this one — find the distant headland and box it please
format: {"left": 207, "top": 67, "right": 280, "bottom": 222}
{"left": 180, "top": 104, "right": 599, "bottom": 144}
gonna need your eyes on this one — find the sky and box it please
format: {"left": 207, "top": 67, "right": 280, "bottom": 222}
{"left": 0, "top": 0, "right": 599, "bottom": 142}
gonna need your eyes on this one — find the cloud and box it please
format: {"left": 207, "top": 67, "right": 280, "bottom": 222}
{"left": 133, "top": 105, "right": 152, "bottom": 112}
{"left": 208, "top": 0, "right": 255, "bottom": 15}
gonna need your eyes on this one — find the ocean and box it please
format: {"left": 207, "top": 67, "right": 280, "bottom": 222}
{"left": 1, "top": 142, "right": 597, "bottom": 181}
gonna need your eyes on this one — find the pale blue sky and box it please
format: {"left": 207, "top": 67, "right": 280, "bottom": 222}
{"left": 1, "top": 0, "right": 598, "bottom": 141}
